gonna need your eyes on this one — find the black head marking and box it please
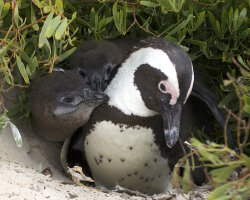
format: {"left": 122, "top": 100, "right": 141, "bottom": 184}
{"left": 134, "top": 64, "right": 172, "bottom": 112}
{"left": 133, "top": 37, "right": 193, "bottom": 103}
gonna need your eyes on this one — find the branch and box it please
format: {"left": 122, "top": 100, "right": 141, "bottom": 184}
{"left": 0, "top": 25, "right": 13, "bottom": 47}
{"left": 19, "top": 16, "right": 47, "bottom": 32}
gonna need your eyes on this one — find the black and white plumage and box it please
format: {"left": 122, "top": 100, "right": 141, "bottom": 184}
{"left": 71, "top": 37, "right": 194, "bottom": 194}
{"left": 62, "top": 37, "right": 235, "bottom": 194}
{"left": 29, "top": 70, "right": 108, "bottom": 142}
{"left": 69, "top": 38, "right": 139, "bottom": 91}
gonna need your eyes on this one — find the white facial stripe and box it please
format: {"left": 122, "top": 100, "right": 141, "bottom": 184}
{"left": 105, "top": 47, "right": 179, "bottom": 117}
{"left": 184, "top": 63, "right": 194, "bottom": 103}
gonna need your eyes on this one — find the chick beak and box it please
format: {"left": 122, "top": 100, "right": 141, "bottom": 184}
{"left": 160, "top": 103, "right": 182, "bottom": 148}
{"left": 83, "top": 88, "right": 109, "bottom": 106}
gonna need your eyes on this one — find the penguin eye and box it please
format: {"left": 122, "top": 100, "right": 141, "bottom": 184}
{"left": 158, "top": 81, "right": 168, "bottom": 93}
{"left": 61, "top": 96, "right": 82, "bottom": 106}
{"left": 62, "top": 97, "right": 74, "bottom": 103}
{"left": 78, "top": 68, "right": 86, "bottom": 78}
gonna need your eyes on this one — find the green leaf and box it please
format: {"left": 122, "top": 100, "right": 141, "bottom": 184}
{"left": 237, "top": 55, "right": 250, "bottom": 70}
{"left": 55, "top": 17, "right": 67, "bottom": 40}
{"left": 58, "top": 47, "right": 76, "bottom": 62}
{"left": 167, "top": 14, "right": 193, "bottom": 36}
{"left": 233, "top": 8, "right": 239, "bottom": 30}
{"left": 243, "top": 95, "right": 250, "bottom": 114}
{"left": 159, "top": 0, "right": 169, "bottom": 14}
{"left": 228, "top": 7, "right": 233, "bottom": 29}
{"left": 168, "top": 0, "right": 185, "bottom": 13}
{"left": 43, "top": 5, "right": 51, "bottom": 14}
{"left": 221, "top": 8, "right": 228, "bottom": 36}
{"left": 44, "top": 38, "right": 51, "bottom": 56}
{"left": 31, "top": 4, "right": 39, "bottom": 31}
{"left": 94, "top": 12, "right": 98, "bottom": 31}
{"left": 55, "top": 0, "right": 63, "bottom": 13}
{"left": 208, "top": 182, "right": 233, "bottom": 200}
{"left": 0, "top": 0, "right": 4, "bottom": 17}
{"left": 218, "top": 92, "right": 236, "bottom": 108}
{"left": 32, "top": 0, "right": 42, "bottom": 8}
{"left": 90, "top": 7, "right": 95, "bottom": 26}
{"left": 46, "top": 15, "right": 62, "bottom": 38}
{"left": 172, "top": 164, "right": 180, "bottom": 188}
{"left": 16, "top": 55, "right": 29, "bottom": 84}
{"left": 122, "top": 3, "right": 127, "bottom": 33}
{"left": 242, "top": 154, "right": 250, "bottom": 169}
{"left": 210, "top": 165, "right": 237, "bottom": 182}
{"left": 21, "top": 51, "right": 31, "bottom": 64}
{"left": 14, "top": 3, "right": 19, "bottom": 27}
{"left": 237, "top": 8, "right": 247, "bottom": 29}
{"left": 39, "top": 12, "right": 54, "bottom": 48}
{"left": 71, "top": 12, "right": 76, "bottom": 21}
{"left": 181, "top": 160, "right": 193, "bottom": 192}
{"left": 2, "top": 2, "right": 10, "bottom": 18}
{"left": 113, "top": 2, "right": 119, "bottom": 31}
{"left": 30, "top": 57, "right": 37, "bottom": 75}
{"left": 194, "top": 11, "right": 205, "bottom": 31}
{"left": 140, "top": 1, "right": 159, "bottom": 8}
{"left": 9, "top": 122, "right": 22, "bottom": 148}
{"left": 208, "top": 11, "right": 220, "bottom": 38}
{"left": 3, "top": 72, "right": 11, "bottom": 84}
{"left": 191, "top": 138, "right": 223, "bottom": 165}
{"left": 216, "top": 20, "right": 222, "bottom": 37}
{"left": 105, "top": 16, "right": 113, "bottom": 25}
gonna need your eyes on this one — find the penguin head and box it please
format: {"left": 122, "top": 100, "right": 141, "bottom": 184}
{"left": 106, "top": 38, "right": 194, "bottom": 148}
{"left": 76, "top": 59, "right": 115, "bottom": 92}
{"left": 69, "top": 41, "right": 124, "bottom": 92}
{"left": 30, "top": 70, "right": 109, "bottom": 141}
{"left": 134, "top": 63, "right": 189, "bottom": 148}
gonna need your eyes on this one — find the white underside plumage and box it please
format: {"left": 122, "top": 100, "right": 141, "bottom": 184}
{"left": 84, "top": 121, "right": 172, "bottom": 194}
{"left": 105, "top": 47, "right": 180, "bottom": 117}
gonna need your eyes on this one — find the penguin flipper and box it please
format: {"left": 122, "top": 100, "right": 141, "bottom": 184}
{"left": 191, "top": 78, "right": 235, "bottom": 150}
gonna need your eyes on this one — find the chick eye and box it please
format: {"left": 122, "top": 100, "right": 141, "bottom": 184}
{"left": 158, "top": 81, "right": 168, "bottom": 93}
{"left": 78, "top": 68, "right": 86, "bottom": 78}
{"left": 62, "top": 97, "right": 74, "bottom": 103}
{"left": 61, "top": 96, "right": 82, "bottom": 106}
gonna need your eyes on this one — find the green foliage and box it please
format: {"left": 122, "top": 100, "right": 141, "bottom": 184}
{"left": 0, "top": 0, "right": 249, "bottom": 198}
{"left": 192, "top": 139, "right": 250, "bottom": 200}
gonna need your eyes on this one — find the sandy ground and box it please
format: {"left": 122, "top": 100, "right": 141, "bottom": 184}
{"left": 0, "top": 89, "right": 210, "bottom": 200}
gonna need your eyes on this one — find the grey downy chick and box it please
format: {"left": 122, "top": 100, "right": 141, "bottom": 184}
{"left": 69, "top": 38, "right": 139, "bottom": 91}
{"left": 29, "top": 70, "right": 108, "bottom": 142}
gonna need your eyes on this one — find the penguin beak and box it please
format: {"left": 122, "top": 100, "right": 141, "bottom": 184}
{"left": 83, "top": 88, "right": 109, "bottom": 105}
{"left": 160, "top": 103, "right": 182, "bottom": 148}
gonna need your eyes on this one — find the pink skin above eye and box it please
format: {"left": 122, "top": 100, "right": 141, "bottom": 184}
{"left": 158, "top": 80, "right": 178, "bottom": 105}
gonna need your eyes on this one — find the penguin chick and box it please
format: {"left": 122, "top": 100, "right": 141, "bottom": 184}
{"left": 69, "top": 38, "right": 139, "bottom": 91}
{"left": 29, "top": 70, "right": 108, "bottom": 142}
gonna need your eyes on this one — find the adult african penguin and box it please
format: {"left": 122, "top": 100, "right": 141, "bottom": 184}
{"left": 75, "top": 37, "right": 194, "bottom": 194}
{"left": 69, "top": 38, "right": 139, "bottom": 91}
{"left": 68, "top": 37, "right": 234, "bottom": 150}
{"left": 29, "top": 70, "right": 108, "bottom": 142}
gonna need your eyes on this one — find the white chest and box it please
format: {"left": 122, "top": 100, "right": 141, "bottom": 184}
{"left": 84, "top": 121, "right": 172, "bottom": 194}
